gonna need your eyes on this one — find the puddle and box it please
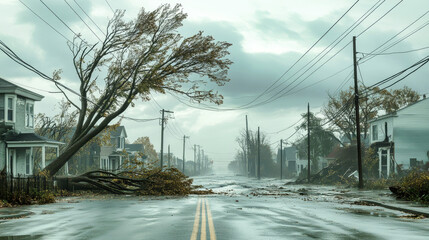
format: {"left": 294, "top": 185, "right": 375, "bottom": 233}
{"left": 0, "top": 235, "right": 44, "bottom": 240}
{"left": 342, "top": 208, "right": 397, "bottom": 218}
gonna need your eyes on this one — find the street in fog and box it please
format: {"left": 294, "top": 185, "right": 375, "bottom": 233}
{"left": 1, "top": 174, "right": 428, "bottom": 240}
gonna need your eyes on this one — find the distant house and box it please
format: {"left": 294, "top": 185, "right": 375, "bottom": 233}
{"left": 280, "top": 146, "right": 308, "bottom": 176}
{"left": 369, "top": 97, "right": 429, "bottom": 178}
{"left": 0, "top": 78, "right": 63, "bottom": 176}
{"left": 125, "top": 143, "right": 145, "bottom": 166}
{"left": 69, "top": 126, "right": 142, "bottom": 173}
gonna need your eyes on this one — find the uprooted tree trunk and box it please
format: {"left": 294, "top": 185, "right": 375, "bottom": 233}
{"left": 61, "top": 168, "right": 199, "bottom": 195}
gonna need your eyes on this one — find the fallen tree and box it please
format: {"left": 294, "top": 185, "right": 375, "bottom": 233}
{"left": 60, "top": 167, "right": 202, "bottom": 195}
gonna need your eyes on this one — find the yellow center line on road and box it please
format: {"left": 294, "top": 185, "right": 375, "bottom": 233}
{"left": 190, "top": 198, "right": 202, "bottom": 240}
{"left": 205, "top": 199, "right": 217, "bottom": 240}
{"left": 190, "top": 198, "right": 217, "bottom": 240}
{"left": 201, "top": 199, "right": 207, "bottom": 240}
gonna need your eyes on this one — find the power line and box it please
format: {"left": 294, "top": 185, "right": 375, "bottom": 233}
{"left": 359, "top": 46, "right": 429, "bottom": 56}
{"left": 73, "top": 0, "right": 106, "bottom": 36}
{"left": 105, "top": 0, "right": 114, "bottom": 13}
{"left": 243, "top": 0, "right": 385, "bottom": 109}
{"left": 18, "top": 0, "right": 71, "bottom": 43}
{"left": 241, "top": 0, "right": 361, "bottom": 108}
{"left": 64, "top": 0, "right": 103, "bottom": 42}
{"left": 266, "top": 117, "right": 303, "bottom": 135}
{"left": 40, "top": 0, "right": 86, "bottom": 43}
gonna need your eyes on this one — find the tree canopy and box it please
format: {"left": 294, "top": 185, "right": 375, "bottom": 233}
{"left": 43, "top": 4, "right": 232, "bottom": 177}
{"left": 323, "top": 85, "right": 420, "bottom": 142}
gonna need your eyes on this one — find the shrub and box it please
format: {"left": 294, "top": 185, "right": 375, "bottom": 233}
{"left": 390, "top": 170, "right": 429, "bottom": 203}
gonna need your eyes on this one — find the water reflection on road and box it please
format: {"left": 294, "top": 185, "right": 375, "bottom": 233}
{"left": 0, "top": 173, "right": 428, "bottom": 239}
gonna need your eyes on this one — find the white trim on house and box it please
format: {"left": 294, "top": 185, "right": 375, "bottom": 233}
{"left": 25, "top": 100, "right": 34, "bottom": 128}
{"left": 4, "top": 94, "right": 16, "bottom": 123}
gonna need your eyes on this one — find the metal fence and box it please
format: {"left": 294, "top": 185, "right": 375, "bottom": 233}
{"left": 0, "top": 174, "right": 57, "bottom": 200}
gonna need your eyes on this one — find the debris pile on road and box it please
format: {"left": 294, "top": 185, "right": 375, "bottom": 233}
{"left": 67, "top": 167, "right": 212, "bottom": 196}
{"left": 295, "top": 147, "right": 358, "bottom": 186}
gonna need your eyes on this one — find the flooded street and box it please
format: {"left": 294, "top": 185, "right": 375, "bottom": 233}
{"left": 1, "top": 173, "right": 428, "bottom": 239}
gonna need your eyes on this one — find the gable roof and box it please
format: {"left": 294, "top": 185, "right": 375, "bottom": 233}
{"left": 110, "top": 125, "right": 127, "bottom": 138}
{"left": 0, "top": 78, "right": 44, "bottom": 101}
{"left": 369, "top": 97, "right": 429, "bottom": 123}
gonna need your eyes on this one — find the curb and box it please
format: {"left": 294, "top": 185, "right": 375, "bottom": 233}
{"left": 361, "top": 200, "right": 429, "bottom": 218}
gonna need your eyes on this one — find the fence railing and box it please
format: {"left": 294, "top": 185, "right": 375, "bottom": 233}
{"left": 0, "top": 174, "right": 57, "bottom": 200}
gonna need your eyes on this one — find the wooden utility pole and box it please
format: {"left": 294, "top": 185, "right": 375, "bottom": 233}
{"left": 160, "top": 109, "right": 173, "bottom": 169}
{"left": 280, "top": 139, "right": 283, "bottom": 180}
{"left": 257, "top": 126, "right": 261, "bottom": 180}
{"left": 201, "top": 149, "right": 205, "bottom": 173}
{"left": 245, "top": 115, "right": 250, "bottom": 177}
{"left": 198, "top": 145, "right": 201, "bottom": 174}
{"left": 193, "top": 144, "right": 197, "bottom": 175}
{"left": 307, "top": 103, "right": 311, "bottom": 183}
{"left": 182, "top": 135, "right": 189, "bottom": 174}
{"left": 168, "top": 144, "right": 171, "bottom": 168}
{"left": 353, "top": 36, "right": 364, "bottom": 189}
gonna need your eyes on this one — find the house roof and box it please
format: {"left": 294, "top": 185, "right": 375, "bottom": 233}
{"left": 125, "top": 143, "right": 144, "bottom": 152}
{"left": 110, "top": 126, "right": 127, "bottom": 138}
{"left": 0, "top": 78, "right": 44, "bottom": 101}
{"left": 369, "top": 96, "right": 429, "bottom": 123}
{"left": 5, "top": 133, "right": 64, "bottom": 145}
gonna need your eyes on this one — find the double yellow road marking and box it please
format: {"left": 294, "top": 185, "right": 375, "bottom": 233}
{"left": 190, "top": 198, "right": 216, "bottom": 240}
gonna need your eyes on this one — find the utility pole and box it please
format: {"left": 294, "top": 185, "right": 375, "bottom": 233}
{"left": 193, "top": 144, "right": 197, "bottom": 175}
{"left": 307, "top": 103, "right": 311, "bottom": 183}
{"left": 168, "top": 144, "right": 171, "bottom": 168}
{"left": 182, "top": 135, "right": 189, "bottom": 174}
{"left": 280, "top": 139, "right": 283, "bottom": 180}
{"left": 160, "top": 109, "right": 173, "bottom": 169}
{"left": 201, "top": 149, "right": 205, "bottom": 173}
{"left": 353, "top": 36, "right": 364, "bottom": 189}
{"left": 198, "top": 145, "right": 201, "bottom": 174}
{"left": 257, "top": 126, "right": 261, "bottom": 180}
{"left": 245, "top": 115, "right": 250, "bottom": 177}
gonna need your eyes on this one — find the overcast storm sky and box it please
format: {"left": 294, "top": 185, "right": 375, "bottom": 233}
{"left": 1, "top": 0, "right": 428, "bottom": 171}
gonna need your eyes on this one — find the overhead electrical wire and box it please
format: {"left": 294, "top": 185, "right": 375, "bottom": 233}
{"left": 240, "top": 0, "right": 361, "bottom": 108}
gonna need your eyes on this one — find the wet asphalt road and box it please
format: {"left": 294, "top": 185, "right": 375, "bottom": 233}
{"left": 1, "top": 174, "right": 428, "bottom": 240}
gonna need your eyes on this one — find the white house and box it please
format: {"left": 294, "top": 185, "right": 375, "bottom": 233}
{"left": 0, "top": 78, "right": 64, "bottom": 176}
{"left": 369, "top": 96, "right": 429, "bottom": 178}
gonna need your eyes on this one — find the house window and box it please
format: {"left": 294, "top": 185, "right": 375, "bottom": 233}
{"left": 372, "top": 125, "right": 378, "bottom": 141}
{"left": 25, "top": 101, "right": 34, "bottom": 128}
{"left": 5, "top": 95, "right": 16, "bottom": 122}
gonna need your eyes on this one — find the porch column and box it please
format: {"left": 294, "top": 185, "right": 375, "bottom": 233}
{"left": 378, "top": 149, "right": 382, "bottom": 178}
{"left": 5, "top": 147, "right": 9, "bottom": 174}
{"left": 387, "top": 149, "right": 391, "bottom": 178}
{"left": 41, "top": 145, "right": 46, "bottom": 169}
{"left": 30, "top": 147, "right": 33, "bottom": 175}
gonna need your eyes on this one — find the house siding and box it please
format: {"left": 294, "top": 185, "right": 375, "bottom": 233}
{"left": 393, "top": 99, "right": 429, "bottom": 169}
{"left": 370, "top": 117, "right": 394, "bottom": 144}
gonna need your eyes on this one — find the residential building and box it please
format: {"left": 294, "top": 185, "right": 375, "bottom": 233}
{"left": 68, "top": 125, "right": 143, "bottom": 173}
{"left": 0, "top": 78, "right": 63, "bottom": 176}
{"left": 369, "top": 97, "right": 429, "bottom": 178}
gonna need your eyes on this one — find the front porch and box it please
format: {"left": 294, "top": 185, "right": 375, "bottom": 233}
{"left": 5, "top": 133, "right": 64, "bottom": 177}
